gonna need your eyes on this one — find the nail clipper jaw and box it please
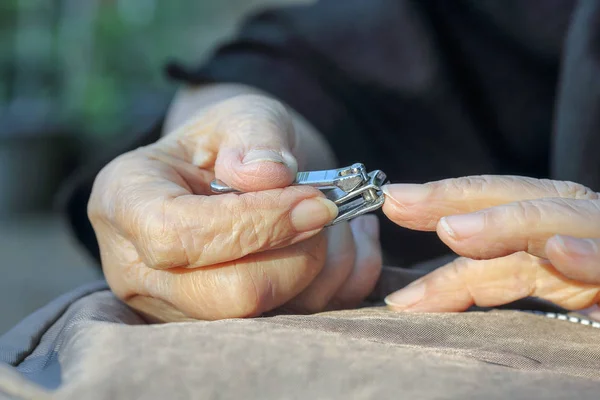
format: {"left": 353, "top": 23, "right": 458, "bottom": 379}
{"left": 328, "top": 195, "right": 385, "bottom": 226}
{"left": 325, "top": 169, "right": 388, "bottom": 226}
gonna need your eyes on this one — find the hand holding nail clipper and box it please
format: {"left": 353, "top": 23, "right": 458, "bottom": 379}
{"left": 89, "top": 93, "right": 383, "bottom": 321}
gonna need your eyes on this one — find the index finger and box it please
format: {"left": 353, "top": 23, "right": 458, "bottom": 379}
{"left": 90, "top": 152, "right": 338, "bottom": 270}
{"left": 382, "top": 175, "right": 598, "bottom": 231}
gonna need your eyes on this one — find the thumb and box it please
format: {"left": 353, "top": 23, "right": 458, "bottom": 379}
{"left": 213, "top": 94, "right": 299, "bottom": 192}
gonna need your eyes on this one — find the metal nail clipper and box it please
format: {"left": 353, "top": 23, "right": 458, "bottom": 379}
{"left": 210, "top": 163, "right": 389, "bottom": 226}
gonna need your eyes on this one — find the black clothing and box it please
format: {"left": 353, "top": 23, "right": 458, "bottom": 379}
{"left": 62, "top": 0, "right": 600, "bottom": 267}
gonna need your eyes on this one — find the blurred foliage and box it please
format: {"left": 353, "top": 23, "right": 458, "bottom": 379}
{"left": 0, "top": 0, "right": 303, "bottom": 143}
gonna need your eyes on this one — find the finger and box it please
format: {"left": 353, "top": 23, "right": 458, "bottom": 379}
{"left": 92, "top": 148, "right": 338, "bottom": 271}
{"left": 369, "top": 266, "right": 427, "bottom": 302}
{"left": 384, "top": 252, "right": 600, "bottom": 312}
{"left": 282, "top": 222, "right": 356, "bottom": 313}
{"left": 104, "top": 165, "right": 337, "bottom": 270}
{"left": 283, "top": 215, "right": 383, "bottom": 313}
{"left": 382, "top": 176, "right": 598, "bottom": 231}
{"left": 546, "top": 235, "right": 600, "bottom": 285}
{"left": 120, "top": 233, "right": 328, "bottom": 320}
{"left": 143, "top": 189, "right": 336, "bottom": 270}
{"left": 208, "top": 94, "right": 298, "bottom": 191}
{"left": 435, "top": 197, "right": 600, "bottom": 260}
{"left": 327, "top": 214, "right": 383, "bottom": 309}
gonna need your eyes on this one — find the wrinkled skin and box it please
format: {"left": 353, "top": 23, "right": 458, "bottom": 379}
{"left": 88, "top": 94, "right": 382, "bottom": 322}
{"left": 90, "top": 90, "right": 600, "bottom": 322}
{"left": 383, "top": 176, "right": 600, "bottom": 314}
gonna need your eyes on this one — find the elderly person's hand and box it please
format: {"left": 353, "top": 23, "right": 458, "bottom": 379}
{"left": 382, "top": 176, "right": 600, "bottom": 312}
{"left": 88, "top": 88, "right": 382, "bottom": 322}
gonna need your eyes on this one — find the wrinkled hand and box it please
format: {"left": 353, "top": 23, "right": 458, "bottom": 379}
{"left": 88, "top": 94, "right": 382, "bottom": 322}
{"left": 382, "top": 176, "right": 600, "bottom": 312}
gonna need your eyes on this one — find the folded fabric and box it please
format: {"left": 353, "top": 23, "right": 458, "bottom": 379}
{"left": 1, "top": 280, "right": 600, "bottom": 399}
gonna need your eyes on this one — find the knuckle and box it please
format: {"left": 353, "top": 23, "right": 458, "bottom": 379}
{"left": 445, "top": 175, "right": 494, "bottom": 196}
{"left": 232, "top": 94, "right": 288, "bottom": 118}
{"left": 138, "top": 200, "right": 186, "bottom": 269}
{"left": 87, "top": 153, "right": 139, "bottom": 225}
{"left": 502, "top": 200, "right": 545, "bottom": 224}
{"left": 233, "top": 192, "right": 299, "bottom": 251}
{"left": 86, "top": 189, "right": 103, "bottom": 225}
{"left": 531, "top": 197, "right": 586, "bottom": 217}
{"left": 545, "top": 179, "right": 599, "bottom": 200}
{"left": 446, "top": 257, "right": 478, "bottom": 299}
{"left": 501, "top": 202, "right": 544, "bottom": 254}
{"left": 228, "top": 196, "right": 275, "bottom": 254}
{"left": 226, "top": 266, "right": 272, "bottom": 318}
{"left": 556, "top": 197, "right": 588, "bottom": 214}
{"left": 170, "top": 266, "right": 272, "bottom": 319}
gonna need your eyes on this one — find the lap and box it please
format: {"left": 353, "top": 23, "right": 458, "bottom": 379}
{"left": 2, "top": 282, "right": 600, "bottom": 399}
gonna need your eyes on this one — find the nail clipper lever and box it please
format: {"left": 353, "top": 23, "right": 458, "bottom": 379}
{"left": 210, "top": 163, "right": 388, "bottom": 226}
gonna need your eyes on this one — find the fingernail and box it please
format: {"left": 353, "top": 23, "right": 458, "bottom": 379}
{"left": 242, "top": 149, "right": 298, "bottom": 175}
{"left": 242, "top": 149, "right": 286, "bottom": 165}
{"left": 281, "top": 151, "right": 298, "bottom": 175}
{"left": 382, "top": 184, "right": 431, "bottom": 205}
{"left": 555, "top": 235, "right": 598, "bottom": 256}
{"left": 384, "top": 282, "right": 426, "bottom": 309}
{"left": 440, "top": 214, "right": 485, "bottom": 239}
{"left": 291, "top": 197, "right": 338, "bottom": 232}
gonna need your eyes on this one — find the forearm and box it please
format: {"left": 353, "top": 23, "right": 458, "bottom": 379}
{"left": 162, "top": 83, "right": 337, "bottom": 170}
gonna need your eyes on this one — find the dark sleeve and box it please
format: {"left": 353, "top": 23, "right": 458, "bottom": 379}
{"left": 166, "top": 0, "right": 450, "bottom": 168}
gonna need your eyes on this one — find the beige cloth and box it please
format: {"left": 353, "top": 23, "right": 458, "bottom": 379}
{"left": 1, "top": 279, "right": 600, "bottom": 400}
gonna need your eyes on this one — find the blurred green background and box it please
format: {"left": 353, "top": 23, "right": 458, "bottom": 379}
{"left": 1, "top": 0, "right": 307, "bottom": 150}
{"left": 0, "top": 0, "right": 308, "bottom": 334}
